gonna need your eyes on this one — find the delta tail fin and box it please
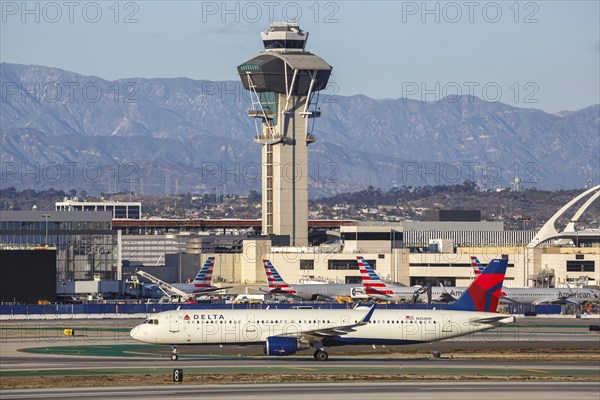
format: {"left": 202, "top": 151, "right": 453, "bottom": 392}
{"left": 448, "top": 258, "right": 508, "bottom": 312}
{"left": 192, "top": 257, "right": 215, "bottom": 288}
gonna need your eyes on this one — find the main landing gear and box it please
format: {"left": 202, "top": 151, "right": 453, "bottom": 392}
{"left": 313, "top": 349, "right": 329, "bottom": 361}
{"left": 170, "top": 345, "right": 179, "bottom": 361}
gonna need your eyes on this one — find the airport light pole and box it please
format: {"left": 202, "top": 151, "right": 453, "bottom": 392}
{"left": 42, "top": 214, "right": 51, "bottom": 246}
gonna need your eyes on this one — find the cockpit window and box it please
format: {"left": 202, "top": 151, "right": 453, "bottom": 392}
{"left": 143, "top": 318, "right": 159, "bottom": 325}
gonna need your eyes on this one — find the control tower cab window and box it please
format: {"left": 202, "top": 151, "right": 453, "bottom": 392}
{"left": 263, "top": 40, "right": 304, "bottom": 50}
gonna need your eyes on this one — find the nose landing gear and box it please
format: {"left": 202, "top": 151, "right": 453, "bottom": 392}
{"left": 171, "top": 345, "right": 179, "bottom": 361}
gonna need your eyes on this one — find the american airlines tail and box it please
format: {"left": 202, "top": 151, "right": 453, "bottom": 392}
{"left": 448, "top": 258, "right": 509, "bottom": 312}
{"left": 192, "top": 257, "right": 215, "bottom": 288}
{"left": 357, "top": 256, "right": 395, "bottom": 297}
{"left": 470, "top": 256, "right": 485, "bottom": 276}
{"left": 263, "top": 260, "right": 297, "bottom": 295}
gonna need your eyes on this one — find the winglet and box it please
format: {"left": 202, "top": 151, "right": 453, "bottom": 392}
{"left": 358, "top": 304, "right": 376, "bottom": 324}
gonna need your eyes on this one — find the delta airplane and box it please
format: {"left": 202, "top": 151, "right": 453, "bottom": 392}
{"left": 259, "top": 259, "right": 368, "bottom": 301}
{"left": 471, "top": 257, "right": 600, "bottom": 305}
{"left": 130, "top": 258, "right": 515, "bottom": 361}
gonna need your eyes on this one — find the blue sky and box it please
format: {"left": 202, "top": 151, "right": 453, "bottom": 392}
{"left": 2, "top": 1, "right": 599, "bottom": 112}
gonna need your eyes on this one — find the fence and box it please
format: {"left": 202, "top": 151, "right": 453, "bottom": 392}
{"left": 0, "top": 302, "right": 566, "bottom": 316}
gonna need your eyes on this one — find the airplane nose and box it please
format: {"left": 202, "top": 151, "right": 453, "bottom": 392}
{"left": 130, "top": 326, "right": 139, "bottom": 340}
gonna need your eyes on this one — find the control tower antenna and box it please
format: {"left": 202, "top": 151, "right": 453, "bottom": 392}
{"left": 238, "top": 23, "right": 332, "bottom": 246}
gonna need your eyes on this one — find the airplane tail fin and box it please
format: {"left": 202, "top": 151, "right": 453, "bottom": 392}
{"left": 357, "top": 256, "right": 386, "bottom": 288}
{"left": 470, "top": 256, "right": 485, "bottom": 276}
{"left": 193, "top": 257, "right": 215, "bottom": 288}
{"left": 356, "top": 256, "right": 395, "bottom": 296}
{"left": 448, "top": 258, "right": 508, "bottom": 312}
{"left": 263, "top": 260, "right": 297, "bottom": 295}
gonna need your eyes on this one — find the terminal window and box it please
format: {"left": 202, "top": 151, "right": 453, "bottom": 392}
{"left": 566, "top": 260, "right": 595, "bottom": 272}
{"left": 300, "top": 260, "right": 314, "bottom": 270}
{"left": 328, "top": 259, "right": 376, "bottom": 270}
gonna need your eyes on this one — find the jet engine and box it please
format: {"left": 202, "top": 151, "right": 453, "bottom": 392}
{"left": 350, "top": 287, "right": 369, "bottom": 299}
{"left": 264, "top": 337, "right": 310, "bottom": 356}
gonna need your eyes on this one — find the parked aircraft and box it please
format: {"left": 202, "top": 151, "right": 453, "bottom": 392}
{"left": 357, "top": 256, "right": 417, "bottom": 302}
{"left": 135, "top": 257, "right": 231, "bottom": 302}
{"left": 357, "top": 256, "right": 465, "bottom": 303}
{"left": 259, "top": 259, "right": 368, "bottom": 301}
{"left": 471, "top": 256, "right": 600, "bottom": 305}
{"left": 130, "top": 258, "right": 515, "bottom": 361}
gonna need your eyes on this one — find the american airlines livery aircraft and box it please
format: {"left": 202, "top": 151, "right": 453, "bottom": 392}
{"left": 360, "top": 256, "right": 600, "bottom": 305}
{"left": 358, "top": 256, "right": 466, "bottom": 303}
{"left": 259, "top": 259, "right": 368, "bottom": 301}
{"left": 136, "top": 257, "right": 231, "bottom": 299}
{"left": 471, "top": 257, "right": 600, "bottom": 305}
{"left": 130, "top": 258, "right": 515, "bottom": 361}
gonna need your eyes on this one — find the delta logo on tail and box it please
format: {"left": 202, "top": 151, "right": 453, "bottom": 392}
{"left": 357, "top": 256, "right": 395, "bottom": 296}
{"left": 472, "top": 256, "right": 509, "bottom": 297}
{"left": 449, "top": 258, "right": 509, "bottom": 312}
{"left": 263, "top": 260, "right": 297, "bottom": 295}
{"left": 193, "top": 257, "right": 215, "bottom": 288}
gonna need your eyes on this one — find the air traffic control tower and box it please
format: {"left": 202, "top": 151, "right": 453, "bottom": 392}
{"left": 238, "top": 23, "right": 332, "bottom": 246}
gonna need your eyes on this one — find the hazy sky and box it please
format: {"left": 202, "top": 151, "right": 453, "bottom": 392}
{"left": 2, "top": 1, "right": 599, "bottom": 112}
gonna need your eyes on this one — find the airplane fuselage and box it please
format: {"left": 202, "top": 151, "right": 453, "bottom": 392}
{"left": 130, "top": 308, "right": 514, "bottom": 347}
{"left": 373, "top": 286, "right": 600, "bottom": 305}
{"left": 500, "top": 287, "right": 600, "bottom": 305}
{"left": 260, "top": 284, "right": 368, "bottom": 301}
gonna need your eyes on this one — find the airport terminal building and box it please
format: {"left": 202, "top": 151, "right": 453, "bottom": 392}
{"left": 0, "top": 211, "right": 121, "bottom": 299}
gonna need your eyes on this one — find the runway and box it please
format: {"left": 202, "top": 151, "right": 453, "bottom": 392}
{"left": 1, "top": 316, "right": 598, "bottom": 396}
{"left": 2, "top": 382, "right": 600, "bottom": 400}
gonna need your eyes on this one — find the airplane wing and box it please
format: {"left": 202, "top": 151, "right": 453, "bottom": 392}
{"left": 268, "top": 287, "right": 304, "bottom": 300}
{"left": 532, "top": 296, "right": 575, "bottom": 305}
{"left": 469, "top": 315, "right": 516, "bottom": 325}
{"left": 279, "top": 305, "right": 376, "bottom": 342}
{"left": 499, "top": 295, "right": 522, "bottom": 304}
{"left": 438, "top": 283, "right": 458, "bottom": 302}
{"left": 365, "top": 287, "right": 393, "bottom": 298}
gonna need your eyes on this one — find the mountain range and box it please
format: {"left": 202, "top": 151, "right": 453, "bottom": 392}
{"left": 1, "top": 62, "right": 598, "bottom": 197}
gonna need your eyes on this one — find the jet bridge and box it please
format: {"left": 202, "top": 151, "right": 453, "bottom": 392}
{"left": 134, "top": 269, "right": 192, "bottom": 302}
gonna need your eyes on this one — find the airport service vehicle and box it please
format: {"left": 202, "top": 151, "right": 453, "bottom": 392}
{"left": 130, "top": 259, "right": 515, "bottom": 361}
{"left": 259, "top": 259, "right": 368, "bottom": 301}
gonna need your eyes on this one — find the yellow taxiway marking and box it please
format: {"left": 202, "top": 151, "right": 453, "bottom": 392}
{"left": 524, "top": 369, "right": 549, "bottom": 374}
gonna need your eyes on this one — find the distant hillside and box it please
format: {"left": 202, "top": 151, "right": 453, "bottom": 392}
{"left": 1, "top": 62, "right": 598, "bottom": 197}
